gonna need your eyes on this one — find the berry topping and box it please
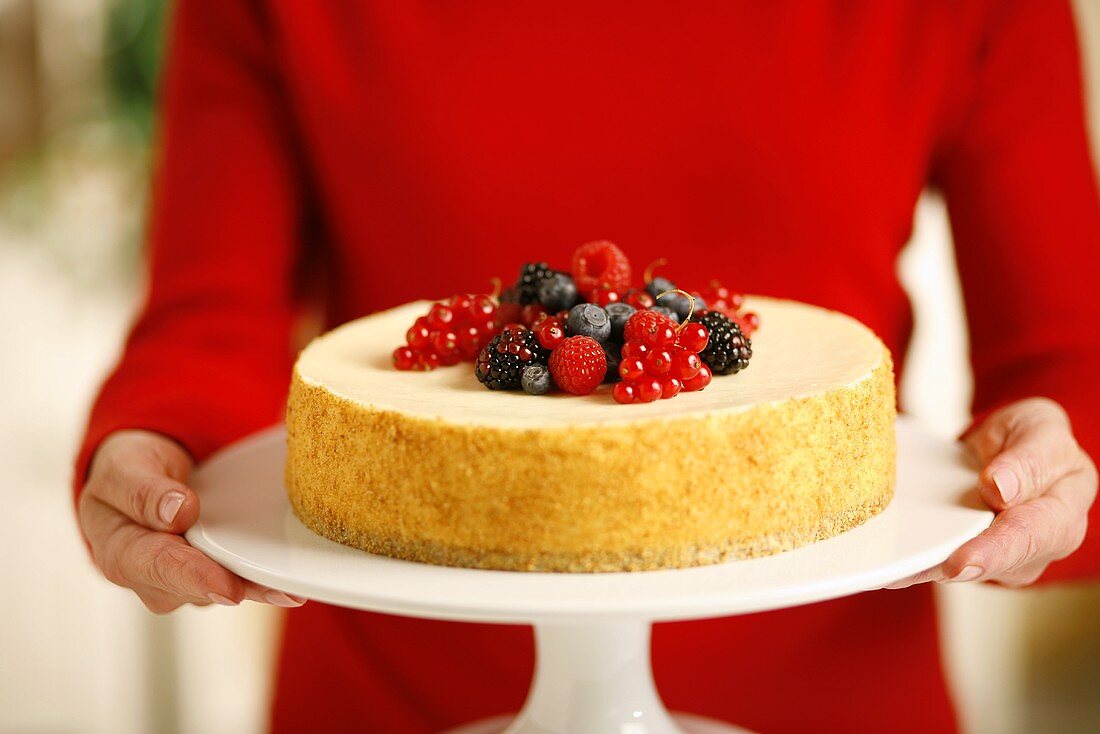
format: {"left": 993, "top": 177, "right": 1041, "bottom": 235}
{"left": 475, "top": 327, "right": 549, "bottom": 390}
{"left": 537, "top": 272, "right": 580, "bottom": 312}
{"left": 690, "top": 311, "right": 752, "bottom": 375}
{"left": 521, "top": 364, "right": 553, "bottom": 395}
{"left": 603, "top": 302, "right": 636, "bottom": 341}
{"left": 393, "top": 243, "right": 756, "bottom": 404}
{"left": 566, "top": 303, "right": 612, "bottom": 343}
{"left": 572, "top": 240, "right": 632, "bottom": 295}
{"left": 548, "top": 336, "right": 608, "bottom": 395}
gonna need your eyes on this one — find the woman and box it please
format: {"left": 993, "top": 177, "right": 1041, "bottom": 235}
{"left": 76, "top": 2, "right": 1099, "bottom": 732}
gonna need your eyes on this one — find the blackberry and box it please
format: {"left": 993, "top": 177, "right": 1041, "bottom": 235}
{"left": 514, "top": 262, "right": 555, "bottom": 305}
{"left": 475, "top": 327, "right": 550, "bottom": 390}
{"left": 690, "top": 311, "right": 752, "bottom": 375}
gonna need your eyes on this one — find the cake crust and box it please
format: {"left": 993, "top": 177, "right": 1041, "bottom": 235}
{"left": 285, "top": 310, "right": 896, "bottom": 572}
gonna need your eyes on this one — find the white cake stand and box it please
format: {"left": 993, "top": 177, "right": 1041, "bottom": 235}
{"left": 186, "top": 416, "right": 992, "bottom": 734}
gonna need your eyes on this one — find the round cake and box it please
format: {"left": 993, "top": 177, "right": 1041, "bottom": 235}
{"left": 285, "top": 296, "right": 896, "bottom": 572}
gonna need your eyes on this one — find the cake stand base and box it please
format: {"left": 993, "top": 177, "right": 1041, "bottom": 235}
{"left": 187, "top": 417, "right": 992, "bottom": 734}
{"left": 441, "top": 621, "right": 749, "bottom": 734}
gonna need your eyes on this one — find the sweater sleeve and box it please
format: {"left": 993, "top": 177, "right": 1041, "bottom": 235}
{"left": 73, "top": 0, "right": 303, "bottom": 492}
{"left": 934, "top": 0, "right": 1100, "bottom": 582}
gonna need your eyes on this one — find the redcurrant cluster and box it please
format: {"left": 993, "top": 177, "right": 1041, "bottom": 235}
{"left": 699, "top": 279, "right": 758, "bottom": 337}
{"left": 392, "top": 293, "right": 499, "bottom": 370}
{"left": 612, "top": 304, "right": 713, "bottom": 404}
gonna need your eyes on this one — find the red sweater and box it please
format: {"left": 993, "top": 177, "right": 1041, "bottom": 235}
{"left": 77, "top": 2, "right": 1100, "bottom": 732}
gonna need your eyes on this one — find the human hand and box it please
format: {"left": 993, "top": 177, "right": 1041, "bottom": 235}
{"left": 78, "top": 430, "right": 305, "bottom": 613}
{"left": 888, "top": 398, "right": 1097, "bottom": 589}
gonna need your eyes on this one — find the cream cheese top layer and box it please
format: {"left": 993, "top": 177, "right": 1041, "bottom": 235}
{"left": 294, "top": 297, "right": 886, "bottom": 428}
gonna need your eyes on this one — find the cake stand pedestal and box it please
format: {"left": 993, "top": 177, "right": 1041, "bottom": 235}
{"left": 186, "top": 417, "right": 992, "bottom": 734}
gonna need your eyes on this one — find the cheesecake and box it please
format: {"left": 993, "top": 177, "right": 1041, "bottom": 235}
{"left": 285, "top": 296, "right": 896, "bottom": 572}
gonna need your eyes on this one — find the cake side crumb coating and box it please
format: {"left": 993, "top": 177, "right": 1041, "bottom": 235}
{"left": 285, "top": 350, "right": 896, "bottom": 573}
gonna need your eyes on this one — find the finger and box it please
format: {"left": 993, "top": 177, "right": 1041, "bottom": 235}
{"left": 939, "top": 490, "right": 1083, "bottom": 583}
{"left": 966, "top": 398, "right": 1079, "bottom": 510}
{"left": 240, "top": 580, "right": 307, "bottom": 607}
{"left": 883, "top": 565, "right": 947, "bottom": 590}
{"left": 87, "top": 445, "right": 199, "bottom": 533}
{"left": 133, "top": 584, "right": 212, "bottom": 615}
{"left": 96, "top": 512, "right": 247, "bottom": 604}
{"left": 83, "top": 497, "right": 306, "bottom": 608}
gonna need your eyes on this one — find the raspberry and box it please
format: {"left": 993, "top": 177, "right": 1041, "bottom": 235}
{"left": 572, "top": 241, "right": 632, "bottom": 294}
{"left": 623, "top": 310, "right": 677, "bottom": 347}
{"left": 548, "top": 336, "right": 607, "bottom": 395}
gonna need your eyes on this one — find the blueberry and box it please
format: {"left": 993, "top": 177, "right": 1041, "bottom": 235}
{"left": 566, "top": 303, "right": 611, "bottom": 342}
{"left": 645, "top": 276, "right": 676, "bottom": 299}
{"left": 651, "top": 305, "right": 680, "bottom": 324}
{"left": 659, "top": 291, "right": 693, "bottom": 321}
{"left": 521, "top": 364, "right": 552, "bottom": 395}
{"left": 603, "top": 302, "right": 636, "bottom": 341}
{"left": 537, "top": 272, "right": 579, "bottom": 312}
{"left": 602, "top": 342, "right": 622, "bottom": 383}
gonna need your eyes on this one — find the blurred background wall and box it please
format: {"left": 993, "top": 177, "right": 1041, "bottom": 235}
{"left": 1, "top": 1, "right": 1098, "bottom": 733}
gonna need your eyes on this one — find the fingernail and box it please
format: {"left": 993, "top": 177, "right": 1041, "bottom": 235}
{"left": 992, "top": 467, "right": 1019, "bottom": 504}
{"left": 159, "top": 492, "right": 186, "bottom": 525}
{"left": 207, "top": 593, "right": 238, "bottom": 606}
{"left": 950, "top": 565, "right": 983, "bottom": 582}
{"left": 264, "top": 590, "right": 306, "bottom": 608}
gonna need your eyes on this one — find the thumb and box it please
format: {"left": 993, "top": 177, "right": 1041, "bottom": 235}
{"left": 965, "top": 398, "right": 1077, "bottom": 510}
{"left": 86, "top": 430, "right": 199, "bottom": 533}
